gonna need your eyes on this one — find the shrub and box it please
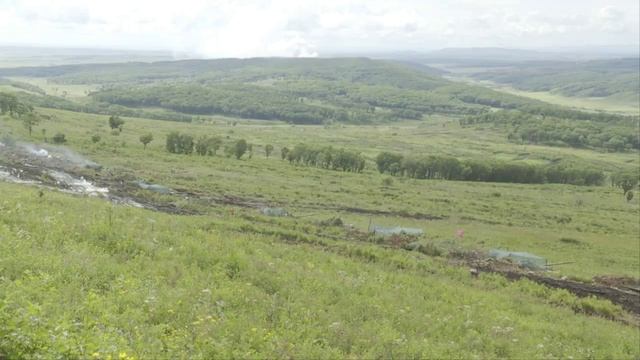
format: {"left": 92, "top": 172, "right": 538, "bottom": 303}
{"left": 108, "top": 115, "right": 124, "bottom": 132}
{"left": 139, "top": 133, "right": 153, "bottom": 149}
{"left": 166, "top": 132, "right": 194, "bottom": 154}
{"left": 234, "top": 139, "right": 248, "bottom": 159}
{"left": 51, "top": 133, "right": 66, "bottom": 144}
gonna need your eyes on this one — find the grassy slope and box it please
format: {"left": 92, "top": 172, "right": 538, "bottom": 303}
{"left": 0, "top": 181, "right": 638, "bottom": 359}
{"left": 451, "top": 77, "right": 639, "bottom": 115}
{"left": 6, "top": 76, "right": 99, "bottom": 100}
{"left": 1, "top": 108, "right": 638, "bottom": 280}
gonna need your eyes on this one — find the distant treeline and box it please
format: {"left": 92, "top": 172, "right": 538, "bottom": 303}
{"left": 470, "top": 58, "right": 640, "bottom": 98}
{"left": 452, "top": 86, "right": 634, "bottom": 122}
{"left": 285, "top": 144, "right": 365, "bottom": 172}
{"left": 376, "top": 152, "right": 605, "bottom": 186}
{"left": 93, "top": 84, "right": 333, "bottom": 124}
{"left": 0, "top": 78, "right": 46, "bottom": 95}
{"left": 461, "top": 110, "right": 639, "bottom": 152}
{"left": 0, "top": 92, "right": 34, "bottom": 116}
{"left": 91, "top": 80, "right": 631, "bottom": 125}
{"left": 11, "top": 91, "right": 193, "bottom": 122}
{"left": 91, "top": 83, "right": 491, "bottom": 124}
{"left": 3, "top": 58, "right": 635, "bottom": 127}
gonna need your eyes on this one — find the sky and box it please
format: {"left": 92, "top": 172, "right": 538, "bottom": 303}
{"left": 0, "top": 0, "right": 638, "bottom": 58}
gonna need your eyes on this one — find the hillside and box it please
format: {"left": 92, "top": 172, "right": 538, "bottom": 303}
{"left": 469, "top": 58, "right": 640, "bottom": 100}
{"left": 2, "top": 58, "right": 636, "bottom": 126}
{"left": 0, "top": 103, "right": 639, "bottom": 357}
{"left": 0, "top": 57, "right": 639, "bottom": 358}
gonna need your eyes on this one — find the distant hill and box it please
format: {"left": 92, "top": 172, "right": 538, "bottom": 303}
{"left": 467, "top": 58, "right": 640, "bottom": 99}
{"left": 0, "top": 46, "right": 179, "bottom": 68}
{"left": 422, "top": 47, "right": 565, "bottom": 62}
{"left": 0, "top": 57, "right": 632, "bottom": 124}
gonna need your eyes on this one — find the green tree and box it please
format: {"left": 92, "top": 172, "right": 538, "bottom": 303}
{"left": 166, "top": 132, "right": 180, "bottom": 154}
{"left": 195, "top": 135, "right": 209, "bottom": 155}
{"left": 265, "top": 144, "right": 274, "bottom": 158}
{"left": 281, "top": 147, "right": 290, "bottom": 160}
{"left": 0, "top": 92, "right": 32, "bottom": 116}
{"left": 140, "top": 133, "right": 153, "bottom": 150}
{"left": 612, "top": 171, "right": 639, "bottom": 195}
{"left": 178, "top": 134, "right": 194, "bottom": 154}
{"left": 22, "top": 112, "right": 40, "bottom": 136}
{"left": 234, "top": 139, "right": 248, "bottom": 159}
{"left": 108, "top": 115, "right": 125, "bottom": 132}
{"left": 52, "top": 133, "right": 66, "bottom": 144}
{"left": 208, "top": 137, "right": 222, "bottom": 155}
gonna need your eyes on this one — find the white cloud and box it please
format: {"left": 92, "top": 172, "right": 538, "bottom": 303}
{"left": 0, "top": 0, "right": 638, "bottom": 56}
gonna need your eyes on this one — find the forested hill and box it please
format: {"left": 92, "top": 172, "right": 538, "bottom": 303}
{"left": 0, "top": 58, "right": 449, "bottom": 88}
{"left": 0, "top": 58, "right": 636, "bottom": 124}
{"left": 467, "top": 58, "right": 640, "bottom": 100}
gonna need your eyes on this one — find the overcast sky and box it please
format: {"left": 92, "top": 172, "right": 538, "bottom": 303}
{"left": 0, "top": 0, "right": 638, "bottom": 57}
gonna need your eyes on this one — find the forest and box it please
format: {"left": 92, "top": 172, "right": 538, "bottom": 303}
{"left": 375, "top": 151, "right": 605, "bottom": 186}
{"left": 467, "top": 58, "right": 640, "bottom": 99}
{"left": 460, "top": 110, "right": 639, "bottom": 152}
{"left": 5, "top": 58, "right": 634, "bottom": 125}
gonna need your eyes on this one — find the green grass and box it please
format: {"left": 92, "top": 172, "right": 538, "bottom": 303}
{"left": 448, "top": 76, "right": 640, "bottom": 115}
{"left": 0, "top": 181, "right": 638, "bottom": 359}
{"left": 486, "top": 85, "right": 639, "bottom": 115}
{"left": 6, "top": 77, "right": 99, "bottom": 100}
{"left": 1, "top": 108, "right": 638, "bottom": 280}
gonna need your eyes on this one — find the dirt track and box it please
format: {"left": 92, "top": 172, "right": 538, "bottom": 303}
{"left": 477, "top": 264, "right": 640, "bottom": 316}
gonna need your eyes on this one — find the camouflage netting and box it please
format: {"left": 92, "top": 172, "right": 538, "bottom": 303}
{"left": 488, "top": 249, "right": 547, "bottom": 270}
{"left": 370, "top": 225, "right": 423, "bottom": 237}
{"left": 261, "top": 207, "right": 289, "bottom": 217}
{"left": 134, "top": 181, "right": 172, "bottom": 194}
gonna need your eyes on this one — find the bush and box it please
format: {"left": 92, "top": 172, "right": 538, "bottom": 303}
{"left": 166, "top": 132, "right": 194, "bottom": 154}
{"left": 108, "top": 115, "right": 124, "bottom": 132}
{"left": 265, "top": 144, "right": 274, "bottom": 158}
{"left": 139, "top": 133, "right": 153, "bottom": 149}
{"left": 91, "top": 134, "right": 101, "bottom": 143}
{"left": 51, "top": 133, "right": 66, "bottom": 144}
{"left": 286, "top": 143, "right": 365, "bottom": 172}
{"left": 234, "top": 139, "right": 248, "bottom": 159}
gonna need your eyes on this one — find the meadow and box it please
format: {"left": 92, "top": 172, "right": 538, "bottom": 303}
{"left": 2, "top": 107, "right": 638, "bottom": 281}
{"left": 0, "top": 179, "right": 639, "bottom": 359}
{"left": 0, "top": 56, "right": 639, "bottom": 358}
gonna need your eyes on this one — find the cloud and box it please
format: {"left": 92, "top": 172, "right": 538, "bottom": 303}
{"left": 596, "top": 6, "right": 628, "bottom": 32}
{"left": 0, "top": 0, "right": 638, "bottom": 56}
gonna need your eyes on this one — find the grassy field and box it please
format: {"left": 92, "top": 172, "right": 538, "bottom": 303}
{"left": 1, "top": 180, "right": 639, "bottom": 359}
{"left": 1, "top": 108, "right": 638, "bottom": 281}
{"left": 6, "top": 76, "right": 99, "bottom": 100}
{"left": 1, "top": 96, "right": 639, "bottom": 358}
{"left": 447, "top": 76, "right": 640, "bottom": 115}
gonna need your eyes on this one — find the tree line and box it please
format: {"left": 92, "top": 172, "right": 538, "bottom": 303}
{"left": 460, "top": 110, "right": 639, "bottom": 152}
{"left": 166, "top": 132, "right": 257, "bottom": 159}
{"left": 375, "top": 151, "right": 605, "bottom": 186}
{"left": 284, "top": 143, "right": 365, "bottom": 173}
